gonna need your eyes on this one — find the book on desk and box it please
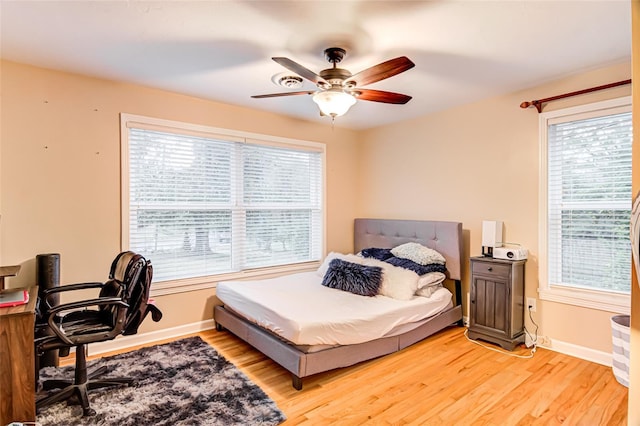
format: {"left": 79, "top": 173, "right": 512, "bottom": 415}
{"left": 0, "top": 288, "right": 30, "bottom": 308}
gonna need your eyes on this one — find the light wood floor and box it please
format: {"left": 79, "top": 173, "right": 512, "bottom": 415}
{"left": 72, "top": 326, "right": 628, "bottom": 425}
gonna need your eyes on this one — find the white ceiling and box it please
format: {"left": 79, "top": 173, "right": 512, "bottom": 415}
{"left": 0, "top": 1, "right": 631, "bottom": 130}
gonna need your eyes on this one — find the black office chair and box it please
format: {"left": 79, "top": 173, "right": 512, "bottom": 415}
{"left": 35, "top": 251, "right": 162, "bottom": 417}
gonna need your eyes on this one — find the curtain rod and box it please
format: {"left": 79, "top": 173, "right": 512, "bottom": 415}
{"left": 520, "top": 79, "right": 631, "bottom": 113}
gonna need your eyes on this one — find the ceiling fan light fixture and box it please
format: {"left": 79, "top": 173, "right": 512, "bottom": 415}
{"left": 254, "top": 48, "right": 414, "bottom": 121}
{"left": 312, "top": 89, "right": 356, "bottom": 117}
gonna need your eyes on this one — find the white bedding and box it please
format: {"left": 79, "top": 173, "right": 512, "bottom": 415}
{"left": 216, "top": 271, "right": 453, "bottom": 346}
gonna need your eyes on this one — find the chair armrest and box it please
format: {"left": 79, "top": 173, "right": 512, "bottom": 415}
{"left": 46, "top": 297, "right": 128, "bottom": 346}
{"left": 42, "top": 281, "right": 106, "bottom": 294}
{"left": 47, "top": 297, "right": 126, "bottom": 316}
{"left": 40, "top": 281, "right": 106, "bottom": 307}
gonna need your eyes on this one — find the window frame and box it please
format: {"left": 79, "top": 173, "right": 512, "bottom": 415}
{"left": 120, "top": 113, "right": 326, "bottom": 296}
{"left": 538, "top": 96, "right": 632, "bottom": 314}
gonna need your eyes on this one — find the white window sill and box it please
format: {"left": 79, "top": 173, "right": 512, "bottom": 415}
{"left": 539, "top": 286, "right": 630, "bottom": 315}
{"left": 149, "top": 261, "right": 320, "bottom": 297}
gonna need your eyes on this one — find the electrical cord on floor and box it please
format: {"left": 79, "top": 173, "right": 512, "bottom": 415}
{"left": 524, "top": 305, "right": 539, "bottom": 348}
{"left": 464, "top": 306, "right": 539, "bottom": 359}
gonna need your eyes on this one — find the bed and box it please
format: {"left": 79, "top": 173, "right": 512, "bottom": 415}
{"left": 213, "top": 218, "right": 463, "bottom": 390}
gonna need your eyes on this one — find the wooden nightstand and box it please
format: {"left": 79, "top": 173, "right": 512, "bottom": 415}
{"left": 468, "top": 256, "right": 526, "bottom": 350}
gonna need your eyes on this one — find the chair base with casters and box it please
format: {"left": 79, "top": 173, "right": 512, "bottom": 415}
{"left": 36, "top": 344, "right": 134, "bottom": 417}
{"left": 34, "top": 251, "right": 162, "bottom": 417}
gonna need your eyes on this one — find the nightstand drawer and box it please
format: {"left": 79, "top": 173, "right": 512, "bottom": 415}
{"left": 471, "top": 261, "right": 510, "bottom": 277}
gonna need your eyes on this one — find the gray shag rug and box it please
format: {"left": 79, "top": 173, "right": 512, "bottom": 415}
{"left": 36, "top": 336, "right": 286, "bottom": 426}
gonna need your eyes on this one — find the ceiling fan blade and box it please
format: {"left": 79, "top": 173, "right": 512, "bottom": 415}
{"left": 353, "top": 89, "right": 412, "bottom": 104}
{"left": 272, "top": 57, "right": 328, "bottom": 86}
{"left": 251, "top": 91, "right": 316, "bottom": 99}
{"left": 347, "top": 56, "right": 415, "bottom": 87}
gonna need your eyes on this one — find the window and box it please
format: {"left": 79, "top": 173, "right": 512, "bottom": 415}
{"left": 121, "top": 114, "right": 324, "bottom": 294}
{"left": 539, "top": 97, "right": 632, "bottom": 313}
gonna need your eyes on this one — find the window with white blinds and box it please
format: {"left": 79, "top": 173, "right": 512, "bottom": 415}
{"left": 539, "top": 97, "right": 632, "bottom": 312}
{"left": 121, "top": 114, "right": 324, "bottom": 290}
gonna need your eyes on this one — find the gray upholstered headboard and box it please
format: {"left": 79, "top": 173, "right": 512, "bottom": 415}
{"left": 354, "top": 218, "right": 463, "bottom": 281}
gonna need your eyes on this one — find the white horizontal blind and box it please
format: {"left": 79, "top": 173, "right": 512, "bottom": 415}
{"left": 547, "top": 110, "right": 632, "bottom": 293}
{"left": 126, "top": 124, "right": 323, "bottom": 283}
{"left": 241, "top": 143, "right": 322, "bottom": 269}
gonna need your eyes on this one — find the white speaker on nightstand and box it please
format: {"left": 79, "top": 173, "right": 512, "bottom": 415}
{"left": 482, "top": 220, "right": 503, "bottom": 257}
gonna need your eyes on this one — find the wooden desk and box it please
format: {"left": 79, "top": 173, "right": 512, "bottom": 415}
{"left": 0, "top": 286, "right": 37, "bottom": 425}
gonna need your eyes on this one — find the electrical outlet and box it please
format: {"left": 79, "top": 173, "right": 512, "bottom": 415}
{"left": 526, "top": 297, "right": 537, "bottom": 312}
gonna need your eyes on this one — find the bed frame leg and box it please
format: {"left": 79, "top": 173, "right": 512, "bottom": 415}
{"left": 215, "top": 322, "right": 224, "bottom": 331}
{"left": 292, "top": 375, "right": 303, "bottom": 390}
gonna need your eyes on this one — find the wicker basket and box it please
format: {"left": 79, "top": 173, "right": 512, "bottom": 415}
{"left": 611, "top": 314, "right": 630, "bottom": 388}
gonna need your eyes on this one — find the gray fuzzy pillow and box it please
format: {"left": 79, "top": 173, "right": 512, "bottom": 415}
{"left": 391, "top": 242, "right": 446, "bottom": 265}
{"left": 321, "top": 258, "right": 383, "bottom": 297}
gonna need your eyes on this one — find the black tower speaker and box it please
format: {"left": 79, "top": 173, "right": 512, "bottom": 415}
{"left": 36, "top": 253, "right": 60, "bottom": 368}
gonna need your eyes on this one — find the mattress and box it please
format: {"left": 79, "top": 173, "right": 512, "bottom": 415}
{"left": 216, "top": 271, "right": 453, "bottom": 346}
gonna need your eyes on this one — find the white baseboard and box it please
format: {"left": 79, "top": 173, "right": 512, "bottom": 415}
{"left": 87, "top": 319, "right": 216, "bottom": 357}
{"left": 540, "top": 338, "right": 612, "bottom": 367}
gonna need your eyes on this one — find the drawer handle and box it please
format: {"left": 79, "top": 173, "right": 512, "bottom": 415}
{"left": 487, "top": 267, "right": 493, "bottom": 271}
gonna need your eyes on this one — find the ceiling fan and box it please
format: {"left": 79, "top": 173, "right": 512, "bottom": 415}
{"left": 252, "top": 47, "right": 415, "bottom": 118}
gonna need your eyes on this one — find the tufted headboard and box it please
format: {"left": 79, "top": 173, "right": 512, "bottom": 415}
{"left": 354, "top": 218, "right": 463, "bottom": 281}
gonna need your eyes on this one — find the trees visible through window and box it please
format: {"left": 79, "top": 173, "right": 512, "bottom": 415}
{"left": 539, "top": 97, "right": 632, "bottom": 312}
{"left": 121, "top": 115, "right": 324, "bottom": 288}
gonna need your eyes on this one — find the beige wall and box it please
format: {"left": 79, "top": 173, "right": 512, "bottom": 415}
{"left": 358, "top": 61, "right": 632, "bottom": 354}
{"left": 0, "top": 60, "right": 361, "bottom": 332}
{"left": 0, "top": 58, "right": 634, "bottom": 353}
{"left": 628, "top": 0, "right": 639, "bottom": 423}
